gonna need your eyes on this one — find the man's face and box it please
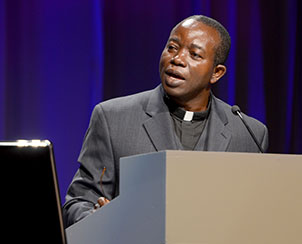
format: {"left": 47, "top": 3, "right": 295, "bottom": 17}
{"left": 159, "top": 19, "right": 223, "bottom": 104}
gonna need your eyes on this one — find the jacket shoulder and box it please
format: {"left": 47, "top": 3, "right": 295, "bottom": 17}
{"left": 213, "top": 96, "right": 266, "bottom": 129}
{"left": 95, "top": 88, "right": 156, "bottom": 114}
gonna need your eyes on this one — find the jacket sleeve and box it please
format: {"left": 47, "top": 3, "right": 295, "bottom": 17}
{"left": 62, "top": 104, "right": 117, "bottom": 228}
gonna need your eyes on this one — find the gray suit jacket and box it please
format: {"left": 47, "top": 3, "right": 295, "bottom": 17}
{"left": 63, "top": 85, "right": 268, "bottom": 227}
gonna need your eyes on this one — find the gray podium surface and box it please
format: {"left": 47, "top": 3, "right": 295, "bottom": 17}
{"left": 66, "top": 151, "right": 302, "bottom": 244}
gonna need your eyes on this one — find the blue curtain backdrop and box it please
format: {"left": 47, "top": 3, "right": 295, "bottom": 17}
{"left": 0, "top": 0, "right": 301, "bottom": 201}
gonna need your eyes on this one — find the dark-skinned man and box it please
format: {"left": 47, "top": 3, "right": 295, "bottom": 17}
{"left": 63, "top": 15, "right": 268, "bottom": 227}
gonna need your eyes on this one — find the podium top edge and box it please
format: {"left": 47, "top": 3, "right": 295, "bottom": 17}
{"left": 164, "top": 150, "right": 302, "bottom": 157}
{"left": 120, "top": 150, "right": 301, "bottom": 161}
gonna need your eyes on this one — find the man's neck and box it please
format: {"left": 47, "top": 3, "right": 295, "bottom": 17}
{"left": 172, "top": 91, "right": 210, "bottom": 112}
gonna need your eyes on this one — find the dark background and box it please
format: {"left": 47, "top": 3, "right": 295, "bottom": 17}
{"left": 0, "top": 0, "right": 301, "bottom": 202}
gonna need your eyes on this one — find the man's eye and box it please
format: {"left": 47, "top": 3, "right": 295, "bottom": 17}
{"left": 191, "top": 52, "right": 202, "bottom": 59}
{"left": 167, "top": 45, "right": 177, "bottom": 51}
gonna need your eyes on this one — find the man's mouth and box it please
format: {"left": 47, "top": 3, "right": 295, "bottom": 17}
{"left": 165, "top": 69, "right": 185, "bottom": 80}
{"left": 164, "top": 69, "right": 186, "bottom": 87}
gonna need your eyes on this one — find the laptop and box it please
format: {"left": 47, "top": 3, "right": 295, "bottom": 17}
{"left": 0, "top": 140, "right": 66, "bottom": 244}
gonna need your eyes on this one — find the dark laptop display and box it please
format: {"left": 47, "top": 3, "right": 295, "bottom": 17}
{"left": 0, "top": 140, "right": 66, "bottom": 244}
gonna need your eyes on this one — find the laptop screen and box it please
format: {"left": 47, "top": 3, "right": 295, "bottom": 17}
{"left": 0, "top": 140, "right": 66, "bottom": 244}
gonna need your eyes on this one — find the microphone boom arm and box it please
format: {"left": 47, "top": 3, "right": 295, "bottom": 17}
{"left": 232, "top": 106, "right": 264, "bottom": 153}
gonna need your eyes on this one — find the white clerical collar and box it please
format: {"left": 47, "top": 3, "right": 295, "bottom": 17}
{"left": 183, "top": 111, "right": 194, "bottom": 121}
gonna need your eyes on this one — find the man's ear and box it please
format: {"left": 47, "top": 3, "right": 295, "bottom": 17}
{"left": 210, "top": 64, "right": 227, "bottom": 84}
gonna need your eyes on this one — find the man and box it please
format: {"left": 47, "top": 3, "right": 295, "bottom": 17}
{"left": 63, "top": 15, "right": 268, "bottom": 227}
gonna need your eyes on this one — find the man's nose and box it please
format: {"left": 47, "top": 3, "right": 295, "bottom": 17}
{"left": 171, "top": 50, "right": 186, "bottom": 67}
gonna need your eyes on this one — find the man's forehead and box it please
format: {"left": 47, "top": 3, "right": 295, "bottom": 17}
{"left": 180, "top": 18, "right": 196, "bottom": 28}
{"left": 169, "top": 19, "right": 220, "bottom": 46}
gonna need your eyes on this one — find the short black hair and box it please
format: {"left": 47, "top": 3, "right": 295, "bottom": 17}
{"left": 181, "top": 15, "right": 231, "bottom": 66}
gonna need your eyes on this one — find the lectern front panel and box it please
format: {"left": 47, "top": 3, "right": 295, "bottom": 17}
{"left": 165, "top": 151, "right": 302, "bottom": 244}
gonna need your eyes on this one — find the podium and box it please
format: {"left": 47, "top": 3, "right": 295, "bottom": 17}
{"left": 66, "top": 151, "right": 302, "bottom": 244}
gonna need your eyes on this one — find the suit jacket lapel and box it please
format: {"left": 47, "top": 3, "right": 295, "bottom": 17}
{"left": 205, "top": 95, "right": 232, "bottom": 151}
{"left": 142, "top": 85, "right": 180, "bottom": 151}
{"left": 195, "top": 95, "right": 232, "bottom": 151}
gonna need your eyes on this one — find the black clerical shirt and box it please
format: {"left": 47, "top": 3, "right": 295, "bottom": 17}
{"left": 164, "top": 95, "right": 211, "bottom": 150}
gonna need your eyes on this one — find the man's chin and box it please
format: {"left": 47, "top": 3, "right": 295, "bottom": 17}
{"left": 162, "top": 83, "right": 187, "bottom": 99}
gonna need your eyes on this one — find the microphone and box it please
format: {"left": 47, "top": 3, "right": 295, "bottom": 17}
{"left": 231, "top": 105, "right": 264, "bottom": 153}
